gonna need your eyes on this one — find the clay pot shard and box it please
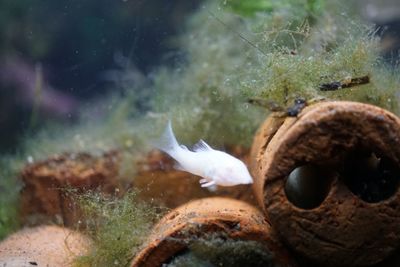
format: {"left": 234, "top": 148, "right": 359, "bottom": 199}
{"left": 131, "top": 197, "right": 296, "bottom": 267}
{"left": 250, "top": 101, "right": 400, "bottom": 266}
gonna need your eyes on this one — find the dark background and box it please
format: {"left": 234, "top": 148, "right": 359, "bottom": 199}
{"left": 0, "top": 0, "right": 200, "bottom": 153}
{"left": 0, "top": 0, "right": 399, "bottom": 153}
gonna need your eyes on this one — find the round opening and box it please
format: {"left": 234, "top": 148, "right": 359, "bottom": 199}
{"left": 341, "top": 151, "right": 400, "bottom": 203}
{"left": 285, "top": 164, "right": 336, "bottom": 209}
{"left": 164, "top": 235, "right": 276, "bottom": 267}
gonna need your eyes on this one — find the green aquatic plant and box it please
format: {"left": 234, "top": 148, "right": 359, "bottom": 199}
{"left": 229, "top": 1, "right": 399, "bottom": 114}
{"left": 73, "top": 190, "right": 163, "bottom": 267}
{"left": 244, "top": 25, "right": 382, "bottom": 104}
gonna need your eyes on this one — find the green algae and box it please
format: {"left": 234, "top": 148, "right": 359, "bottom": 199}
{"left": 223, "top": 0, "right": 399, "bottom": 113}
{"left": 166, "top": 234, "right": 278, "bottom": 267}
{"left": 73, "top": 190, "right": 163, "bottom": 267}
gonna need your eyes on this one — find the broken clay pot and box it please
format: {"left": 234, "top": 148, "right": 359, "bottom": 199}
{"left": 20, "top": 151, "right": 121, "bottom": 226}
{"left": 131, "top": 197, "right": 296, "bottom": 267}
{"left": 250, "top": 101, "right": 400, "bottom": 266}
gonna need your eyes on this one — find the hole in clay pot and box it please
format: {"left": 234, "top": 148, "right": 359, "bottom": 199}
{"left": 164, "top": 235, "right": 275, "bottom": 267}
{"left": 285, "top": 164, "right": 336, "bottom": 209}
{"left": 341, "top": 151, "right": 400, "bottom": 203}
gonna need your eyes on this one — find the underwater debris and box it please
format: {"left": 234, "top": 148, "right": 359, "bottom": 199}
{"left": 248, "top": 97, "right": 311, "bottom": 117}
{"left": 0, "top": 225, "right": 91, "bottom": 266}
{"left": 285, "top": 98, "right": 307, "bottom": 117}
{"left": 250, "top": 101, "right": 400, "bottom": 266}
{"left": 319, "top": 75, "right": 370, "bottom": 91}
{"left": 247, "top": 97, "right": 285, "bottom": 112}
{"left": 131, "top": 197, "right": 296, "bottom": 267}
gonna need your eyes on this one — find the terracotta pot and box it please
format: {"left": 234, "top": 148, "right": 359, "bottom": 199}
{"left": 20, "top": 151, "right": 121, "bottom": 226}
{"left": 0, "top": 225, "right": 91, "bottom": 266}
{"left": 131, "top": 197, "right": 296, "bottom": 267}
{"left": 250, "top": 101, "right": 400, "bottom": 266}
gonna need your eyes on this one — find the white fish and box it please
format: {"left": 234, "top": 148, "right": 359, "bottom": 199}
{"left": 155, "top": 121, "right": 253, "bottom": 188}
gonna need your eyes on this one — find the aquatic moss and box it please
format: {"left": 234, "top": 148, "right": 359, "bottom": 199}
{"left": 73, "top": 190, "right": 163, "bottom": 267}
{"left": 244, "top": 27, "right": 382, "bottom": 103}
{"left": 166, "top": 234, "right": 277, "bottom": 267}
{"left": 230, "top": 3, "right": 400, "bottom": 113}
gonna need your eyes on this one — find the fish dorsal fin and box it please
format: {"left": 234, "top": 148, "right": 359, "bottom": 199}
{"left": 193, "top": 139, "right": 212, "bottom": 152}
{"left": 180, "top": 144, "right": 189, "bottom": 150}
{"left": 154, "top": 120, "right": 179, "bottom": 154}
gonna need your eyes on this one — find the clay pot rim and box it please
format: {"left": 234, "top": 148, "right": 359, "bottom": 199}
{"left": 131, "top": 197, "right": 281, "bottom": 267}
{"left": 264, "top": 100, "right": 400, "bottom": 181}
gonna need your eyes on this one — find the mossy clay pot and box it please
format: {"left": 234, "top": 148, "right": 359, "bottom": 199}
{"left": 250, "top": 101, "right": 400, "bottom": 266}
{"left": 131, "top": 197, "right": 296, "bottom": 267}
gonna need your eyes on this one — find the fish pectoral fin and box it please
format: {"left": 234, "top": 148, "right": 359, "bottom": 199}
{"left": 207, "top": 184, "right": 218, "bottom": 192}
{"left": 199, "top": 178, "right": 208, "bottom": 184}
{"left": 193, "top": 139, "right": 213, "bottom": 152}
{"left": 201, "top": 180, "right": 216, "bottom": 187}
{"left": 180, "top": 144, "right": 189, "bottom": 150}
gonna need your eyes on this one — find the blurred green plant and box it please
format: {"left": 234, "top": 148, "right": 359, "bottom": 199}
{"left": 0, "top": 157, "right": 22, "bottom": 240}
{"left": 223, "top": 0, "right": 324, "bottom": 18}
{"left": 223, "top": 0, "right": 278, "bottom": 16}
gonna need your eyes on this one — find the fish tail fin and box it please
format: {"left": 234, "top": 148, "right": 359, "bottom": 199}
{"left": 154, "top": 120, "right": 180, "bottom": 156}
